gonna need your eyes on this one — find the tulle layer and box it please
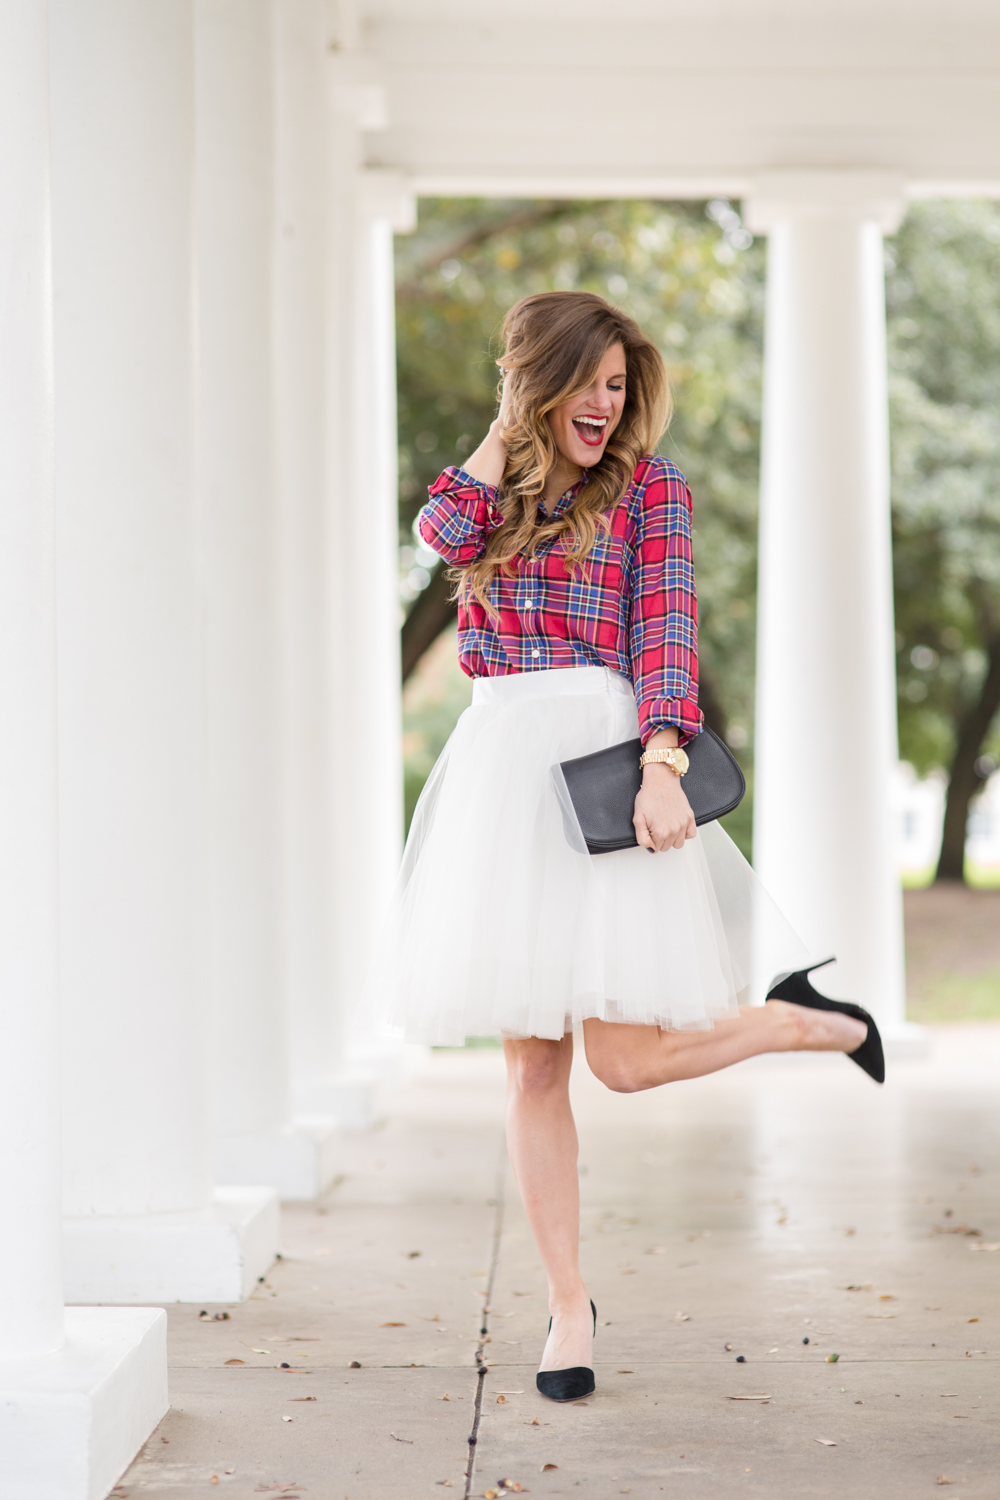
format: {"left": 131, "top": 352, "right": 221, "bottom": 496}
{"left": 363, "top": 666, "right": 813, "bottom": 1046}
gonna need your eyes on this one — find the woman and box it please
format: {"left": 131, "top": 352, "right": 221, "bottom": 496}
{"left": 369, "top": 290, "right": 882, "bottom": 1403}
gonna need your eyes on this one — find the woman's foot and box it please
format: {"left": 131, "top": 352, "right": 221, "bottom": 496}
{"left": 539, "top": 1292, "right": 594, "bottom": 1373}
{"left": 769, "top": 998, "right": 868, "bottom": 1054}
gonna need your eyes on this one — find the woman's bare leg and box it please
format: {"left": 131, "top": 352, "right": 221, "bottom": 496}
{"left": 503, "top": 1034, "right": 593, "bottom": 1372}
{"left": 584, "top": 1001, "right": 868, "bottom": 1093}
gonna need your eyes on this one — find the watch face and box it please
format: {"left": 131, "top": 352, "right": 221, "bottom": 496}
{"left": 673, "top": 748, "right": 690, "bottom": 776}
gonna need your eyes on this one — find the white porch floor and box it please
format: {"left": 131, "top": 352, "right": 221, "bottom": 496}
{"left": 119, "top": 1028, "right": 1000, "bottom": 1498}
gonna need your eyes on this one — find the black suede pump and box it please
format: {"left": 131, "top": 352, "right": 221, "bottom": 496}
{"left": 535, "top": 1300, "right": 597, "bottom": 1403}
{"left": 766, "top": 958, "right": 885, "bottom": 1084}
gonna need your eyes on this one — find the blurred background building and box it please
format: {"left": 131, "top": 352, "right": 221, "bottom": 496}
{"left": 2, "top": 0, "right": 1000, "bottom": 1491}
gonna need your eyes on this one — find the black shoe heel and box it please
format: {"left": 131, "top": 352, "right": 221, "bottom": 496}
{"left": 767, "top": 959, "right": 885, "bottom": 1084}
{"left": 535, "top": 1299, "right": 597, "bottom": 1402}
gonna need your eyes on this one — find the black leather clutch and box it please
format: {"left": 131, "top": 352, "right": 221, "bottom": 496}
{"left": 557, "top": 729, "right": 746, "bottom": 854}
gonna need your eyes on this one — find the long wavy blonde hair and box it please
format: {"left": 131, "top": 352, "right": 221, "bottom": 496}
{"left": 459, "top": 291, "right": 671, "bottom": 612}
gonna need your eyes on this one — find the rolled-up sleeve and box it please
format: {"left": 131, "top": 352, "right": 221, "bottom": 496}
{"left": 628, "top": 466, "right": 703, "bottom": 746}
{"left": 417, "top": 467, "right": 506, "bottom": 565}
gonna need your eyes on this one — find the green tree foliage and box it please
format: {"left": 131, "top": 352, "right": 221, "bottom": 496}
{"left": 396, "top": 196, "right": 1000, "bottom": 879}
{"left": 887, "top": 200, "right": 1000, "bottom": 878}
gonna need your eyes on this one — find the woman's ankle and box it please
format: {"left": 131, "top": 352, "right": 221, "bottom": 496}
{"left": 547, "top": 1284, "right": 590, "bottom": 1316}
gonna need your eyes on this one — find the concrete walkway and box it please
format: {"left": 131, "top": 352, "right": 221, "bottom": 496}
{"left": 120, "top": 1029, "right": 1000, "bottom": 1499}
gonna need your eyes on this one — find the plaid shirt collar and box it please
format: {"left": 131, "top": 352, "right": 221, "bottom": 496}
{"left": 537, "top": 470, "right": 589, "bottom": 520}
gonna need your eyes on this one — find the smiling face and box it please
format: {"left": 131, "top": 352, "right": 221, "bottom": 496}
{"left": 547, "top": 342, "right": 627, "bottom": 470}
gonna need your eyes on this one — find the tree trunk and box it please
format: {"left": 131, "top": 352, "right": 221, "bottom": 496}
{"left": 696, "top": 666, "right": 727, "bottom": 743}
{"left": 401, "top": 561, "right": 457, "bottom": 683}
{"left": 936, "top": 629, "right": 1000, "bottom": 882}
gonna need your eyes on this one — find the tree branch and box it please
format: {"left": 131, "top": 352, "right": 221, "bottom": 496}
{"left": 395, "top": 203, "right": 568, "bottom": 300}
{"left": 401, "top": 561, "right": 458, "bottom": 683}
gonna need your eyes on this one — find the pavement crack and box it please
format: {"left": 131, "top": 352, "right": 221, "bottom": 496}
{"left": 464, "top": 1148, "right": 507, "bottom": 1500}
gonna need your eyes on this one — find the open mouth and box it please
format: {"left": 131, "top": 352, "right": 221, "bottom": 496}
{"left": 572, "top": 415, "right": 608, "bottom": 447}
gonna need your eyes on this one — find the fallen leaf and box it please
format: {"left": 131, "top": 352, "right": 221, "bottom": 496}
{"left": 484, "top": 1492, "right": 498, "bottom": 1499}
{"left": 441, "top": 1393, "right": 450, "bottom": 1400}
{"left": 348, "top": 1360, "right": 361, "bottom": 1368}
{"left": 826, "top": 1354, "right": 840, "bottom": 1363}
{"left": 406, "top": 1251, "right": 422, "bottom": 1258}
{"left": 617, "top": 1369, "right": 635, "bottom": 1374}
{"left": 242, "top": 1345, "right": 272, "bottom": 1354}
{"left": 542, "top": 1463, "right": 558, "bottom": 1470}
{"left": 845, "top": 1283, "right": 872, "bottom": 1291}
{"left": 674, "top": 1312, "right": 690, "bottom": 1322}
{"left": 937, "top": 1480, "right": 956, "bottom": 1487}
{"left": 199, "top": 1310, "right": 230, "bottom": 1322}
{"left": 390, "top": 1433, "right": 414, "bottom": 1444}
{"left": 768, "top": 1347, "right": 779, "bottom": 1354}
{"left": 879, "top": 1294, "right": 897, "bottom": 1301}
{"left": 379, "top": 1321, "right": 406, "bottom": 1327}
{"left": 814, "top": 1438, "right": 837, "bottom": 1447}
{"left": 290, "top": 1396, "right": 317, "bottom": 1402}
{"left": 281, "top": 1416, "right": 292, "bottom": 1423}
{"left": 224, "top": 1358, "right": 245, "bottom": 1365}
{"left": 496, "top": 1395, "right": 506, "bottom": 1404}
{"left": 528, "top": 1417, "right": 540, "bottom": 1426}
{"left": 968, "top": 1317, "right": 979, "bottom": 1323}
{"left": 728, "top": 1394, "right": 771, "bottom": 1401}
{"left": 932, "top": 1224, "right": 981, "bottom": 1236}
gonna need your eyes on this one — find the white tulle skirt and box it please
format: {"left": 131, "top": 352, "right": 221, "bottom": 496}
{"left": 363, "top": 665, "right": 813, "bottom": 1047}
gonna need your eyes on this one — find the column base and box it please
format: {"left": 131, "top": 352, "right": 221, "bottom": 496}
{"left": 0, "top": 1306, "right": 167, "bottom": 1500}
{"left": 215, "top": 1115, "right": 339, "bottom": 1200}
{"left": 293, "top": 1072, "right": 380, "bottom": 1132}
{"left": 63, "top": 1185, "right": 279, "bottom": 1304}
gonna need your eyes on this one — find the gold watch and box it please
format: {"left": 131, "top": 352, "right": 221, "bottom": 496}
{"left": 639, "top": 746, "right": 690, "bottom": 776}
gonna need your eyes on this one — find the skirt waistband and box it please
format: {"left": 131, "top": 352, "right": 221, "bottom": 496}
{"left": 471, "top": 664, "right": 634, "bottom": 707}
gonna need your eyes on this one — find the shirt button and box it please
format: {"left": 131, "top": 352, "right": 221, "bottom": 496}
{"left": 524, "top": 598, "right": 534, "bottom": 609}
{"left": 532, "top": 649, "right": 540, "bottom": 658}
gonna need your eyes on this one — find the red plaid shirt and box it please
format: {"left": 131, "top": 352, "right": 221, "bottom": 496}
{"left": 418, "top": 454, "right": 702, "bottom": 746}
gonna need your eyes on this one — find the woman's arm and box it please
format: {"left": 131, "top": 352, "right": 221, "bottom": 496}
{"left": 416, "top": 374, "right": 512, "bottom": 565}
{"left": 459, "top": 372, "right": 512, "bottom": 489}
{"left": 628, "top": 463, "right": 702, "bottom": 851}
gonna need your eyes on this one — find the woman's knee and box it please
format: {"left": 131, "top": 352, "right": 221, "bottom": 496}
{"left": 589, "top": 1050, "right": 649, "bottom": 1094}
{"left": 584, "top": 1029, "right": 655, "bottom": 1093}
{"left": 505, "top": 1037, "right": 568, "bottom": 1097}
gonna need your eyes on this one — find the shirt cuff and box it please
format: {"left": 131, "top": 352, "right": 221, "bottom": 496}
{"left": 639, "top": 696, "right": 704, "bottom": 747}
{"left": 428, "top": 466, "right": 504, "bottom": 529}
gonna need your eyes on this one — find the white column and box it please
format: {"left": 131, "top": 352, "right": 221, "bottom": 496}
{"left": 746, "top": 171, "right": 917, "bottom": 1045}
{"left": 50, "top": 0, "right": 277, "bottom": 1303}
{"left": 0, "top": 2, "right": 166, "bottom": 1489}
{"left": 273, "top": 0, "right": 344, "bottom": 1132}
{"left": 196, "top": 0, "right": 337, "bottom": 1201}
{"left": 333, "top": 170, "right": 413, "bottom": 1074}
{"left": 288, "top": 65, "right": 413, "bottom": 1129}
